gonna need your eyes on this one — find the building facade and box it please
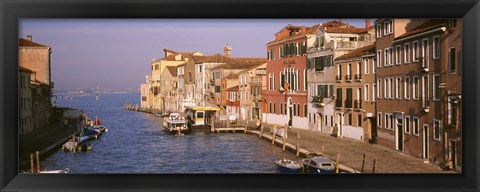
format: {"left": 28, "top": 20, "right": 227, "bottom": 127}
{"left": 19, "top": 66, "right": 34, "bottom": 134}
{"left": 238, "top": 63, "right": 267, "bottom": 121}
{"left": 160, "top": 66, "right": 179, "bottom": 111}
{"left": 333, "top": 44, "right": 376, "bottom": 141}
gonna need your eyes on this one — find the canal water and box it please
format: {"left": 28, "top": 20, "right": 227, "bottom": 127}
{"left": 42, "top": 92, "right": 299, "bottom": 173}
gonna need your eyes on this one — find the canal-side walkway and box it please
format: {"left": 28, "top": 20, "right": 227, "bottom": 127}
{"left": 246, "top": 122, "right": 454, "bottom": 173}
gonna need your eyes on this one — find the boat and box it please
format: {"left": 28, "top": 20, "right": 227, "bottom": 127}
{"left": 301, "top": 156, "right": 336, "bottom": 174}
{"left": 275, "top": 158, "right": 302, "bottom": 174}
{"left": 92, "top": 124, "right": 109, "bottom": 132}
{"left": 62, "top": 135, "right": 90, "bottom": 151}
{"left": 40, "top": 168, "right": 70, "bottom": 174}
{"left": 163, "top": 113, "right": 189, "bottom": 135}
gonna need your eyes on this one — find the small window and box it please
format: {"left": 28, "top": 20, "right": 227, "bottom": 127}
{"left": 433, "top": 74, "right": 440, "bottom": 101}
{"left": 433, "top": 36, "right": 440, "bottom": 59}
{"left": 357, "top": 114, "right": 362, "bottom": 127}
{"left": 405, "top": 116, "right": 411, "bottom": 134}
{"left": 412, "top": 41, "right": 419, "bottom": 62}
{"left": 433, "top": 120, "right": 441, "bottom": 141}
{"left": 376, "top": 24, "right": 381, "bottom": 38}
{"left": 377, "top": 112, "right": 382, "bottom": 128}
{"left": 395, "top": 45, "right": 401, "bottom": 65}
{"left": 449, "top": 47, "right": 456, "bottom": 72}
{"left": 413, "top": 117, "right": 419, "bottom": 136}
{"left": 404, "top": 43, "right": 410, "bottom": 64}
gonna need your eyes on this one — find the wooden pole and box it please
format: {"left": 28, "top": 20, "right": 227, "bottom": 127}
{"left": 259, "top": 125, "right": 263, "bottom": 138}
{"left": 335, "top": 153, "right": 341, "bottom": 173}
{"left": 272, "top": 126, "right": 276, "bottom": 145}
{"left": 244, "top": 120, "right": 248, "bottom": 133}
{"left": 361, "top": 153, "right": 366, "bottom": 173}
{"left": 72, "top": 134, "right": 76, "bottom": 153}
{"left": 211, "top": 117, "right": 215, "bottom": 133}
{"left": 372, "top": 157, "right": 377, "bottom": 173}
{"left": 296, "top": 132, "right": 300, "bottom": 157}
{"left": 30, "top": 153, "right": 35, "bottom": 173}
{"left": 35, "top": 151, "right": 41, "bottom": 173}
{"left": 282, "top": 129, "right": 286, "bottom": 152}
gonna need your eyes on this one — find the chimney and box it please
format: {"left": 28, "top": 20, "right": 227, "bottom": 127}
{"left": 365, "top": 19, "right": 371, "bottom": 28}
{"left": 27, "top": 35, "right": 32, "bottom": 41}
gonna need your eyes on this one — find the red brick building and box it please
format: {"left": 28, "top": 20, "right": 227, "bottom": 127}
{"left": 264, "top": 25, "right": 315, "bottom": 129}
{"left": 375, "top": 19, "right": 461, "bottom": 169}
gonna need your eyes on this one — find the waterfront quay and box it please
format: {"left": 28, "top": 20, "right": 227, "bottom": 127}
{"left": 125, "top": 105, "right": 450, "bottom": 173}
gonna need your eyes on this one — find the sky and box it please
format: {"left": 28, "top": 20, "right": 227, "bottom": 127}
{"left": 19, "top": 19, "right": 370, "bottom": 91}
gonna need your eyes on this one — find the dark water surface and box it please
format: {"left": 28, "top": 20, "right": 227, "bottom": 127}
{"left": 42, "top": 92, "right": 298, "bottom": 173}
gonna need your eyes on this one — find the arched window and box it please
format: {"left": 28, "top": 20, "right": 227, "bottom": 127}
{"left": 189, "top": 72, "right": 192, "bottom": 82}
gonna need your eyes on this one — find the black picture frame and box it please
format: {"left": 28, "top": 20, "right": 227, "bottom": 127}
{"left": 1, "top": 0, "right": 479, "bottom": 192}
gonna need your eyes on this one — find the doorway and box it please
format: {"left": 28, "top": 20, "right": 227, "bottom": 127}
{"left": 396, "top": 117, "right": 403, "bottom": 151}
{"left": 449, "top": 140, "right": 456, "bottom": 170}
{"left": 423, "top": 124, "right": 429, "bottom": 159}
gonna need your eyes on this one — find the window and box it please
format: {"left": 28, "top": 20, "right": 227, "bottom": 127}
{"left": 433, "top": 36, "right": 440, "bottom": 59}
{"left": 384, "top": 20, "right": 393, "bottom": 35}
{"left": 384, "top": 48, "right": 393, "bottom": 66}
{"left": 269, "top": 102, "right": 272, "bottom": 113}
{"left": 396, "top": 77, "right": 401, "bottom": 99}
{"left": 404, "top": 76, "right": 410, "bottom": 99}
{"left": 449, "top": 47, "right": 456, "bottom": 72}
{"left": 390, "top": 114, "right": 394, "bottom": 130}
{"left": 372, "top": 59, "right": 376, "bottom": 74}
{"left": 280, "top": 102, "right": 283, "bottom": 115}
{"left": 412, "top": 41, "right": 419, "bottom": 62}
{"left": 304, "top": 104, "right": 307, "bottom": 118}
{"left": 405, "top": 116, "right": 411, "bottom": 134}
{"left": 377, "top": 112, "right": 382, "bottom": 128}
{"left": 413, "top": 76, "right": 419, "bottom": 99}
{"left": 304, "top": 69, "right": 307, "bottom": 91}
{"left": 421, "top": 39, "right": 429, "bottom": 69}
{"left": 376, "top": 50, "right": 381, "bottom": 68}
{"left": 449, "top": 19, "right": 457, "bottom": 29}
{"left": 293, "top": 104, "right": 297, "bottom": 116}
{"left": 376, "top": 24, "right": 381, "bottom": 37}
{"left": 377, "top": 79, "right": 382, "bottom": 99}
{"left": 330, "top": 116, "right": 333, "bottom": 127}
{"left": 413, "top": 117, "right": 419, "bottom": 136}
{"left": 384, "top": 113, "right": 389, "bottom": 129}
{"left": 273, "top": 102, "right": 276, "bottom": 113}
{"left": 348, "top": 113, "right": 352, "bottom": 126}
{"left": 433, "top": 120, "right": 441, "bottom": 141}
{"left": 372, "top": 83, "right": 376, "bottom": 101}
{"left": 358, "top": 114, "right": 362, "bottom": 127}
{"left": 297, "top": 104, "right": 300, "bottom": 117}
{"left": 364, "top": 84, "right": 369, "bottom": 101}
{"left": 448, "top": 97, "right": 458, "bottom": 127}
{"left": 404, "top": 43, "right": 410, "bottom": 63}
{"left": 364, "top": 59, "right": 369, "bottom": 74}
{"left": 422, "top": 75, "right": 429, "bottom": 104}
{"left": 433, "top": 74, "right": 440, "bottom": 101}
{"left": 395, "top": 45, "right": 401, "bottom": 65}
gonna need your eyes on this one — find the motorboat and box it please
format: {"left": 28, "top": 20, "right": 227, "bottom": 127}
{"left": 163, "top": 113, "right": 189, "bottom": 135}
{"left": 275, "top": 158, "right": 302, "bottom": 174}
{"left": 62, "top": 135, "right": 90, "bottom": 152}
{"left": 301, "top": 156, "right": 336, "bottom": 174}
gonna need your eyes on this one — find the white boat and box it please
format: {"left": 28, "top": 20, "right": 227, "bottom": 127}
{"left": 40, "top": 168, "right": 70, "bottom": 174}
{"left": 163, "top": 113, "right": 189, "bottom": 135}
{"left": 62, "top": 135, "right": 90, "bottom": 151}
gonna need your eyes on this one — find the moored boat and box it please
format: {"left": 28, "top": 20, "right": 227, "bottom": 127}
{"left": 163, "top": 113, "right": 189, "bottom": 135}
{"left": 275, "top": 158, "right": 302, "bottom": 174}
{"left": 301, "top": 156, "right": 336, "bottom": 174}
{"left": 40, "top": 168, "right": 70, "bottom": 174}
{"left": 62, "top": 135, "right": 90, "bottom": 151}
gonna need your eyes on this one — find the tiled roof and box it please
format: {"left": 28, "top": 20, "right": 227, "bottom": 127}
{"left": 239, "top": 62, "right": 266, "bottom": 73}
{"left": 165, "top": 66, "right": 178, "bottom": 77}
{"left": 320, "top": 20, "right": 350, "bottom": 28}
{"left": 226, "top": 85, "right": 239, "bottom": 91}
{"left": 334, "top": 44, "right": 376, "bottom": 61}
{"left": 212, "top": 58, "right": 267, "bottom": 70}
{"left": 19, "top": 38, "right": 48, "bottom": 47}
{"left": 224, "top": 73, "right": 239, "bottom": 79}
{"left": 193, "top": 54, "right": 229, "bottom": 63}
{"left": 395, "top": 19, "right": 448, "bottom": 40}
{"left": 31, "top": 79, "right": 49, "bottom": 86}
{"left": 267, "top": 24, "right": 320, "bottom": 44}
{"left": 19, "top": 66, "right": 35, "bottom": 73}
{"left": 159, "top": 52, "right": 191, "bottom": 61}
{"left": 324, "top": 26, "right": 374, "bottom": 34}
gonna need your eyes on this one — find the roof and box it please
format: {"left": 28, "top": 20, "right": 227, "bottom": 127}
{"left": 320, "top": 20, "right": 350, "bottom": 28}
{"left": 165, "top": 66, "right": 178, "bottom": 77}
{"left": 224, "top": 73, "right": 239, "bottom": 79}
{"left": 19, "top": 38, "right": 49, "bottom": 47}
{"left": 192, "top": 54, "right": 229, "bottom": 63}
{"left": 395, "top": 19, "right": 448, "bottom": 40}
{"left": 226, "top": 85, "right": 240, "bottom": 91}
{"left": 31, "top": 79, "right": 50, "bottom": 86}
{"left": 324, "top": 26, "right": 374, "bottom": 34}
{"left": 334, "top": 44, "right": 376, "bottom": 61}
{"left": 19, "top": 66, "right": 34, "bottom": 73}
{"left": 159, "top": 52, "right": 191, "bottom": 61}
{"left": 239, "top": 62, "right": 266, "bottom": 73}
{"left": 267, "top": 24, "right": 319, "bottom": 44}
{"left": 211, "top": 58, "right": 267, "bottom": 70}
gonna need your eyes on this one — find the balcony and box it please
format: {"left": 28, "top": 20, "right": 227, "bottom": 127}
{"left": 335, "top": 99, "right": 343, "bottom": 110}
{"left": 344, "top": 99, "right": 353, "bottom": 110}
{"left": 419, "top": 57, "right": 429, "bottom": 72}
{"left": 354, "top": 74, "right": 362, "bottom": 82}
{"left": 335, "top": 75, "right": 342, "bottom": 83}
{"left": 311, "top": 96, "right": 324, "bottom": 108}
{"left": 354, "top": 100, "right": 362, "bottom": 111}
{"left": 421, "top": 97, "right": 430, "bottom": 112}
{"left": 345, "top": 75, "right": 352, "bottom": 82}
{"left": 315, "top": 66, "right": 324, "bottom": 73}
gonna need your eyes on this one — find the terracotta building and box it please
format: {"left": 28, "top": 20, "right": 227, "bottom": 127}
{"left": 333, "top": 44, "right": 376, "bottom": 141}
{"left": 238, "top": 63, "right": 267, "bottom": 121}
{"left": 264, "top": 24, "right": 312, "bottom": 129}
{"left": 19, "top": 36, "right": 53, "bottom": 132}
{"left": 375, "top": 19, "right": 461, "bottom": 168}
{"left": 307, "top": 20, "right": 375, "bottom": 135}
{"left": 225, "top": 85, "right": 240, "bottom": 120}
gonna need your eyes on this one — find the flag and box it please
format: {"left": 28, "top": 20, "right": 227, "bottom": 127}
{"left": 285, "top": 82, "right": 289, "bottom": 92}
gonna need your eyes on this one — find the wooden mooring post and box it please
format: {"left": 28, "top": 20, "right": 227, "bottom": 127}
{"left": 296, "top": 132, "right": 300, "bottom": 157}
{"left": 30, "top": 153, "right": 35, "bottom": 173}
{"left": 72, "top": 134, "right": 76, "bottom": 153}
{"left": 282, "top": 129, "right": 286, "bottom": 152}
{"left": 259, "top": 126, "right": 264, "bottom": 138}
{"left": 361, "top": 153, "right": 366, "bottom": 173}
{"left": 211, "top": 118, "right": 215, "bottom": 133}
{"left": 372, "top": 157, "right": 377, "bottom": 173}
{"left": 36, "top": 151, "right": 41, "bottom": 173}
{"left": 335, "top": 153, "right": 341, "bottom": 173}
{"left": 272, "top": 126, "right": 276, "bottom": 145}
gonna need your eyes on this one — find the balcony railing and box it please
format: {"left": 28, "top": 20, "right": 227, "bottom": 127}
{"left": 354, "top": 99, "right": 362, "bottom": 110}
{"left": 311, "top": 96, "right": 324, "bottom": 108}
{"left": 345, "top": 75, "right": 352, "bottom": 82}
{"left": 354, "top": 74, "right": 362, "bottom": 82}
{"left": 421, "top": 96, "right": 430, "bottom": 112}
{"left": 419, "top": 57, "right": 429, "bottom": 72}
{"left": 345, "top": 99, "right": 353, "bottom": 109}
{"left": 335, "top": 75, "right": 342, "bottom": 82}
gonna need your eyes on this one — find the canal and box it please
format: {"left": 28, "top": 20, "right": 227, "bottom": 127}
{"left": 42, "top": 92, "right": 299, "bottom": 173}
